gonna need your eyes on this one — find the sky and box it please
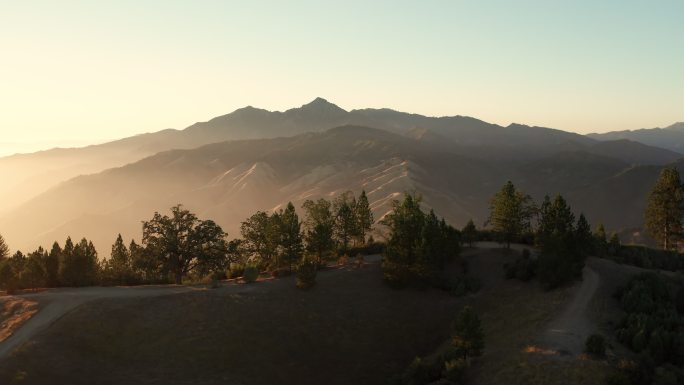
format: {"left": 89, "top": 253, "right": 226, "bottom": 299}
{"left": 1, "top": 0, "right": 682, "bottom": 155}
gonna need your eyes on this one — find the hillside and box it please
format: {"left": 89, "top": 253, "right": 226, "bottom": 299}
{"left": 0, "top": 98, "right": 631, "bottom": 214}
{"left": 588, "top": 122, "right": 684, "bottom": 153}
{"left": 0, "top": 123, "right": 677, "bottom": 253}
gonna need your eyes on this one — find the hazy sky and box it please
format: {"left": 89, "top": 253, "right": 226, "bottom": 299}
{"left": 1, "top": 0, "right": 682, "bottom": 154}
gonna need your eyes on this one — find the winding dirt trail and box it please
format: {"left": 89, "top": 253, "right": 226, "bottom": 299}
{"left": 539, "top": 262, "right": 600, "bottom": 356}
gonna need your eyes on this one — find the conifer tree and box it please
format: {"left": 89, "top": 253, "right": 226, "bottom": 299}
{"left": 488, "top": 181, "right": 535, "bottom": 248}
{"left": 302, "top": 198, "right": 335, "bottom": 265}
{"left": 333, "top": 191, "right": 356, "bottom": 254}
{"left": 354, "top": 190, "right": 374, "bottom": 246}
{"left": 452, "top": 306, "right": 485, "bottom": 360}
{"left": 645, "top": 167, "right": 684, "bottom": 250}
{"left": 278, "top": 202, "right": 303, "bottom": 272}
{"left": 461, "top": 219, "right": 477, "bottom": 248}
{"left": 45, "top": 242, "right": 61, "bottom": 287}
{"left": 0, "top": 234, "right": 9, "bottom": 261}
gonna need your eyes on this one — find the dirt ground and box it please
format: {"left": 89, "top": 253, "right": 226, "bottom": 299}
{"left": 0, "top": 246, "right": 635, "bottom": 385}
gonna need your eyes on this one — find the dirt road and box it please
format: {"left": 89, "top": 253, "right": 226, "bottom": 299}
{"left": 538, "top": 259, "right": 601, "bottom": 356}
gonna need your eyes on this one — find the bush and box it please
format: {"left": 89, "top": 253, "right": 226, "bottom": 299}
{"left": 242, "top": 265, "right": 259, "bottom": 283}
{"left": 504, "top": 249, "right": 537, "bottom": 281}
{"left": 605, "top": 371, "right": 631, "bottom": 385}
{"left": 442, "top": 358, "right": 467, "bottom": 383}
{"left": 337, "top": 255, "right": 349, "bottom": 266}
{"left": 585, "top": 334, "right": 606, "bottom": 356}
{"left": 227, "top": 263, "right": 244, "bottom": 279}
{"left": 296, "top": 260, "right": 317, "bottom": 290}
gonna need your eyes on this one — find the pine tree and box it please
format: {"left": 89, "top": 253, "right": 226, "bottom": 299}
{"left": 575, "top": 214, "right": 593, "bottom": 256}
{"left": 0, "top": 234, "right": 9, "bottom": 261}
{"left": 488, "top": 181, "right": 535, "bottom": 248}
{"left": 461, "top": 219, "right": 477, "bottom": 248}
{"left": 452, "top": 306, "right": 485, "bottom": 360}
{"left": 333, "top": 191, "right": 356, "bottom": 254}
{"left": 302, "top": 199, "right": 335, "bottom": 265}
{"left": 278, "top": 202, "right": 303, "bottom": 272}
{"left": 110, "top": 234, "right": 131, "bottom": 284}
{"left": 593, "top": 224, "right": 608, "bottom": 256}
{"left": 45, "top": 242, "right": 61, "bottom": 287}
{"left": 354, "top": 190, "right": 374, "bottom": 246}
{"left": 645, "top": 167, "right": 684, "bottom": 250}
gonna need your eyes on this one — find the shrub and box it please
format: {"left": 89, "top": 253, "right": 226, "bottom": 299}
{"left": 585, "top": 334, "right": 606, "bottom": 356}
{"left": 296, "top": 260, "right": 317, "bottom": 290}
{"left": 337, "top": 255, "right": 349, "bottom": 266}
{"left": 504, "top": 249, "right": 537, "bottom": 281}
{"left": 442, "top": 358, "right": 467, "bottom": 383}
{"left": 227, "top": 263, "right": 244, "bottom": 279}
{"left": 605, "top": 371, "right": 631, "bottom": 385}
{"left": 242, "top": 265, "right": 259, "bottom": 283}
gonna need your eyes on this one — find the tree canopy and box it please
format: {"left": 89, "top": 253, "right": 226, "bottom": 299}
{"left": 488, "top": 181, "right": 535, "bottom": 248}
{"left": 645, "top": 167, "right": 684, "bottom": 250}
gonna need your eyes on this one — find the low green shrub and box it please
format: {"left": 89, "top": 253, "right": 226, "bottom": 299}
{"left": 242, "top": 265, "right": 259, "bottom": 283}
{"left": 585, "top": 334, "right": 606, "bottom": 356}
{"left": 296, "top": 260, "right": 317, "bottom": 290}
{"left": 227, "top": 263, "right": 245, "bottom": 279}
{"left": 503, "top": 249, "right": 537, "bottom": 281}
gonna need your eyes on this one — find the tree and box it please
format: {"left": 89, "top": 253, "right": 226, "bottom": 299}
{"left": 452, "top": 306, "right": 484, "bottom": 360}
{"left": 277, "top": 202, "right": 304, "bottom": 272}
{"left": 333, "top": 191, "right": 357, "bottom": 254}
{"left": 381, "top": 193, "right": 460, "bottom": 287}
{"left": 302, "top": 198, "right": 335, "bottom": 265}
{"left": 24, "top": 248, "right": 47, "bottom": 290}
{"left": 488, "top": 181, "right": 535, "bottom": 248}
{"left": 594, "top": 223, "right": 608, "bottom": 256}
{"left": 0, "top": 234, "right": 9, "bottom": 261}
{"left": 461, "top": 219, "right": 477, "bottom": 248}
{"left": 536, "top": 195, "right": 588, "bottom": 289}
{"left": 241, "top": 211, "right": 278, "bottom": 269}
{"left": 45, "top": 242, "right": 61, "bottom": 287}
{"left": 130, "top": 239, "right": 160, "bottom": 283}
{"left": 354, "top": 190, "right": 374, "bottom": 245}
{"left": 645, "top": 167, "right": 684, "bottom": 250}
{"left": 143, "top": 205, "right": 228, "bottom": 284}
{"left": 108, "top": 234, "right": 131, "bottom": 284}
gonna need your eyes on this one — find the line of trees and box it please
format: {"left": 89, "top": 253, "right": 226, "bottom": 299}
{"left": 381, "top": 193, "right": 463, "bottom": 289}
{"left": 0, "top": 190, "right": 376, "bottom": 290}
{"left": 489, "top": 181, "right": 595, "bottom": 289}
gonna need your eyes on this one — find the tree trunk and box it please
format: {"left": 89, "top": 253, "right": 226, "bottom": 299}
{"left": 175, "top": 271, "right": 182, "bottom": 285}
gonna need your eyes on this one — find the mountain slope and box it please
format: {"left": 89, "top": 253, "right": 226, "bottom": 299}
{"left": 588, "top": 123, "right": 684, "bottom": 153}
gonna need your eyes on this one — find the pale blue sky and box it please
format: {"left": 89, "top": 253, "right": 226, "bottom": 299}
{"left": 0, "top": 0, "right": 682, "bottom": 153}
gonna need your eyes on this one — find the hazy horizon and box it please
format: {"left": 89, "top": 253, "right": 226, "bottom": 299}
{"left": 1, "top": 0, "right": 682, "bottom": 154}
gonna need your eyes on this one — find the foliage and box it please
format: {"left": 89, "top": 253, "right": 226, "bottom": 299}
{"left": 504, "top": 248, "right": 537, "bottom": 281}
{"left": 302, "top": 198, "right": 335, "bottom": 265}
{"left": 487, "top": 181, "right": 535, "bottom": 248}
{"left": 535, "top": 195, "right": 591, "bottom": 289}
{"left": 585, "top": 334, "right": 606, "bottom": 356}
{"left": 228, "top": 262, "right": 245, "bottom": 279}
{"left": 461, "top": 219, "right": 477, "bottom": 248}
{"left": 0, "top": 234, "right": 9, "bottom": 261}
{"left": 144, "top": 205, "right": 228, "bottom": 284}
{"left": 451, "top": 306, "right": 484, "bottom": 360}
{"left": 355, "top": 190, "right": 374, "bottom": 246}
{"left": 242, "top": 265, "right": 259, "bottom": 283}
{"left": 381, "top": 193, "right": 460, "bottom": 288}
{"left": 333, "top": 191, "right": 357, "bottom": 254}
{"left": 613, "top": 273, "right": 684, "bottom": 383}
{"left": 645, "top": 167, "right": 684, "bottom": 250}
{"left": 295, "top": 259, "right": 317, "bottom": 290}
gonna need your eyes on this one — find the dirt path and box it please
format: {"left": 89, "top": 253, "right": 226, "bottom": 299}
{"left": 538, "top": 260, "right": 601, "bottom": 356}
{"left": 0, "top": 284, "right": 256, "bottom": 360}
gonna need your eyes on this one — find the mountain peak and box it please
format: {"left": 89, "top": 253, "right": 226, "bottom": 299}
{"left": 666, "top": 122, "right": 684, "bottom": 131}
{"left": 296, "top": 97, "right": 347, "bottom": 114}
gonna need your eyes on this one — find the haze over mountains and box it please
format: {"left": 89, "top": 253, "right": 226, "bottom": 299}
{"left": 1, "top": 98, "right": 682, "bottom": 253}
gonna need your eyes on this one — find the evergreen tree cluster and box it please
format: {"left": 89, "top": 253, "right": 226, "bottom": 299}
{"left": 612, "top": 273, "right": 684, "bottom": 384}
{"left": 0, "top": 236, "right": 99, "bottom": 291}
{"left": 381, "top": 193, "right": 461, "bottom": 288}
{"left": 645, "top": 167, "right": 684, "bottom": 251}
{"left": 240, "top": 190, "right": 375, "bottom": 272}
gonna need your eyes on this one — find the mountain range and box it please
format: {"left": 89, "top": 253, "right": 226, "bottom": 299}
{"left": 1, "top": 98, "right": 682, "bottom": 253}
